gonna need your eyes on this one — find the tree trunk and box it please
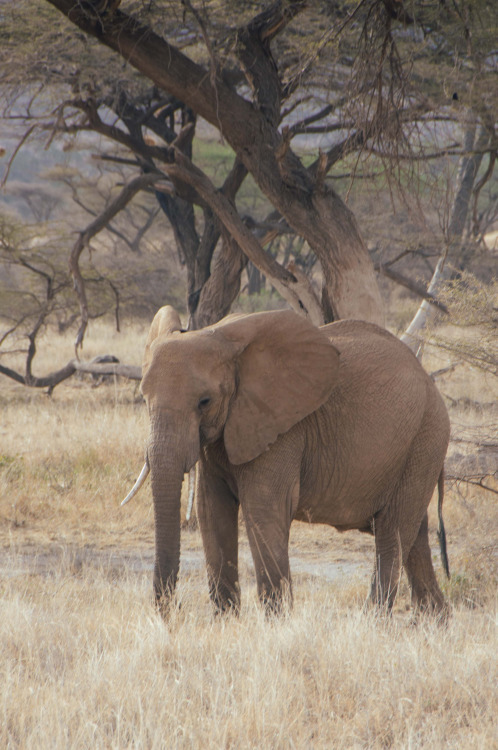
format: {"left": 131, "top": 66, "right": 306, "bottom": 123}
{"left": 193, "top": 233, "right": 248, "bottom": 328}
{"left": 247, "top": 263, "right": 262, "bottom": 295}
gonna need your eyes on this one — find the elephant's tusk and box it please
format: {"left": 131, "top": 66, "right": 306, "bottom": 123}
{"left": 121, "top": 462, "right": 150, "bottom": 506}
{"left": 185, "top": 465, "right": 196, "bottom": 521}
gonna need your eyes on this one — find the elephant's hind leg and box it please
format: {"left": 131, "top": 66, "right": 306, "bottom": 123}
{"left": 405, "top": 513, "right": 446, "bottom": 616}
{"left": 369, "top": 508, "right": 403, "bottom": 612}
{"left": 197, "top": 469, "right": 241, "bottom": 615}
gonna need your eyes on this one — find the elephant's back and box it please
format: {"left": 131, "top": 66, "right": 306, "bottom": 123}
{"left": 321, "top": 319, "right": 433, "bottom": 382}
{"left": 322, "top": 319, "right": 413, "bottom": 356}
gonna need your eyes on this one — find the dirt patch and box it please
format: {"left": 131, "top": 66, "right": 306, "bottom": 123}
{"left": 0, "top": 522, "right": 395, "bottom": 588}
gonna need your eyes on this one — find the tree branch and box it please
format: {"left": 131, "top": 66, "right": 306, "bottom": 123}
{"left": 162, "top": 147, "right": 324, "bottom": 319}
{"left": 69, "top": 172, "right": 163, "bottom": 351}
{"left": 375, "top": 263, "right": 449, "bottom": 313}
{"left": 46, "top": 0, "right": 254, "bottom": 143}
{"left": 0, "top": 361, "right": 77, "bottom": 389}
{"left": 0, "top": 358, "right": 141, "bottom": 391}
{"left": 72, "top": 360, "right": 141, "bottom": 380}
{"left": 236, "top": 1, "right": 306, "bottom": 125}
{"left": 45, "top": 0, "right": 384, "bottom": 324}
{"left": 0, "top": 125, "right": 36, "bottom": 188}
{"left": 401, "top": 257, "right": 447, "bottom": 355}
{"left": 64, "top": 99, "right": 205, "bottom": 207}
{"left": 446, "top": 474, "right": 498, "bottom": 497}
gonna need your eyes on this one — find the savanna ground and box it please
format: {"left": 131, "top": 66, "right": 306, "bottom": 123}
{"left": 0, "top": 319, "right": 496, "bottom": 749}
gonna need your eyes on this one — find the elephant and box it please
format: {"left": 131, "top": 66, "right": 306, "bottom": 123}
{"left": 123, "top": 305, "right": 450, "bottom": 616}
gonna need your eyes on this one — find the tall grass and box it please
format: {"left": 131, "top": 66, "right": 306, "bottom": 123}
{"left": 0, "top": 318, "right": 496, "bottom": 748}
{"left": 1, "top": 564, "right": 496, "bottom": 749}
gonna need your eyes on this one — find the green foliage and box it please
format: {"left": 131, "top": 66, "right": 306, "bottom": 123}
{"left": 0, "top": 454, "right": 24, "bottom": 482}
{"left": 439, "top": 272, "right": 498, "bottom": 327}
{"left": 234, "top": 288, "right": 286, "bottom": 315}
{"left": 442, "top": 566, "right": 494, "bottom": 609}
{"left": 193, "top": 139, "right": 270, "bottom": 218}
{"left": 0, "top": 454, "right": 19, "bottom": 471}
{"left": 0, "top": 216, "right": 75, "bottom": 338}
{"left": 428, "top": 272, "right": 498, "bottom": 376}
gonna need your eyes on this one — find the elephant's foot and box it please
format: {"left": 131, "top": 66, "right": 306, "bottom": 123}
{"left": 410, "top": 589, "right": 450, "bottom": 624}
{"left": 209, "top": 579, "right": 241, "bottom": 617}
{"left": 405, "top": 517, "right": 449, "bottom": 620}
{"left": 154, "top": 590, "right": 179, "bottom": 620}
{"left": 259, "top": 579, "right": 293, "bottom": 617}
{"left": 369, "top": 565, "right": 400, "bottom": 613}
{"left": 409, "top": 603, "right": 450, "bottom": 627}
{"left": 153, "top": 573, "right": 179, "bottom": 619}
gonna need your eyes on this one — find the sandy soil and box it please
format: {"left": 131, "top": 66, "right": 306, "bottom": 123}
{"left": 0, "top": 521, "right": 385, "bottom": 592}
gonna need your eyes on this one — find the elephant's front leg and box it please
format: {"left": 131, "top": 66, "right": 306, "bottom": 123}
{"left": 240, "top": 473, "right": 298, "bottom": 614}
{"left": 245, "top": 517, "right": 292, "bottom": 614}
{"left": 197, "top": 467, "right": 240, "bottom": 615}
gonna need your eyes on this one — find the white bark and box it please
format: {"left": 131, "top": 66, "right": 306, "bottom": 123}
{"left": 401, "top": 258, "right": 446, "bottom": 356}
{"left": 401, "top": 122, "right": 490, "bottom": 357}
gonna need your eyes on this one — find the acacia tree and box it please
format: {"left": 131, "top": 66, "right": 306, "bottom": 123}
{"left": 43, "top": 0, "right": 498, "bottom": 312}
{"left": 14, "top": 0, "right": 384, "bottom": 332}
{"left": 1, "top": 0, "right": 496, "bottom": 355}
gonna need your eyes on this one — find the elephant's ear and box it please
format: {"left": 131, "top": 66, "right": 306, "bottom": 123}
{"left": 218, "top": 310, "right": 340, "bottom": 465}
{"left": 143, "top": 306, "right": 183, "bottom": 376}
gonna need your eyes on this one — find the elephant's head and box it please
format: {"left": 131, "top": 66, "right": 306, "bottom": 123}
{"left": 125, "top": 305, "right": 340, "bottom": 608}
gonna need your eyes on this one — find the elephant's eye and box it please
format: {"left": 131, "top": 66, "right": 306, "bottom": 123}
{"left": 198, "top": 397, "right": 211, "bottom": 410}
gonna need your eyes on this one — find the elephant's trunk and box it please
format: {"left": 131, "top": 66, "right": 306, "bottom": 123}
{"left": 151, "top": 464, "right": 183, "bottom": 609}
{"left": 148, "top": 411, "right": 199, "bottom": 611}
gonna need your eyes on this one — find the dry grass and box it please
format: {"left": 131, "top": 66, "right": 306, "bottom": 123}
{"left": 0, "top": 319, "right": 497, "bottom": 748}
{"left": 1, "top": 566, "right": 496, "bottom": 749}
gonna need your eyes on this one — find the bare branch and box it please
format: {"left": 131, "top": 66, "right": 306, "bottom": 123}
{"left": 288, "top": 103, "right": 335, "bottom": 134}
{"left": 283, "top": 0, "right": 371, "bottom": 98}
{"left": 286, "top": 261, "right": 324, "bottom": 326}
{"left": 246, "top": 1, "right": 307, "bottom": 44}
{"left": 0, "top": 358, "right": 142, "bottom": 391}
{"left": 366, "top": 143, "right": 464, "bottom": 161}
{"left": 472, "top": 147, "right": 497, "bottom": 231}
{"left": 314, "top": 150, "right": 329, "bottom": 192}
{"left": 0, "top": 125, "right": 36, "bottom": 188}
{"left": 309, "top": 130, "right": 367, "bottom": 175}
{"left": 193, "top": 233, "right": 247, "bottom": 329}
{"left": 275, "top": 125, "right": 293, "bottom": 167}
{"left": 45, "top": 0, "right": 252, "bottom": 138}
{"left": 69, "top": 173, "right": 163, "bottom": 351}
{"left": 72, "top": 360, "right": 141, "bottom": 380}
{"left": 181, "top": 0, "right": 219, "bottom": 84}
{"left": 375, "top": 263, "right": 449, "bottom": 313}
{"left": 446, "top": 474, "right": 498, "bottom": 497}
{"left": 0, "top": 361, "right": 76, "bottom": 389}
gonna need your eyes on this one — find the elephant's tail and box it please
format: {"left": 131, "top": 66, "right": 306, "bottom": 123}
{"left": 436, "top": 467, "right": 450, "bottom": 579}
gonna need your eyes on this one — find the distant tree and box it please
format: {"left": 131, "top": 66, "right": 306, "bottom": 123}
{"left": 0, "top": 214, "right": 146, "bottom": 388}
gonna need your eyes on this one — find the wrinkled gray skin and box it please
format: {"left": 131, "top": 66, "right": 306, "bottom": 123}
{"left": 139, "top": 306, "right": 450, "bottom": 616}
